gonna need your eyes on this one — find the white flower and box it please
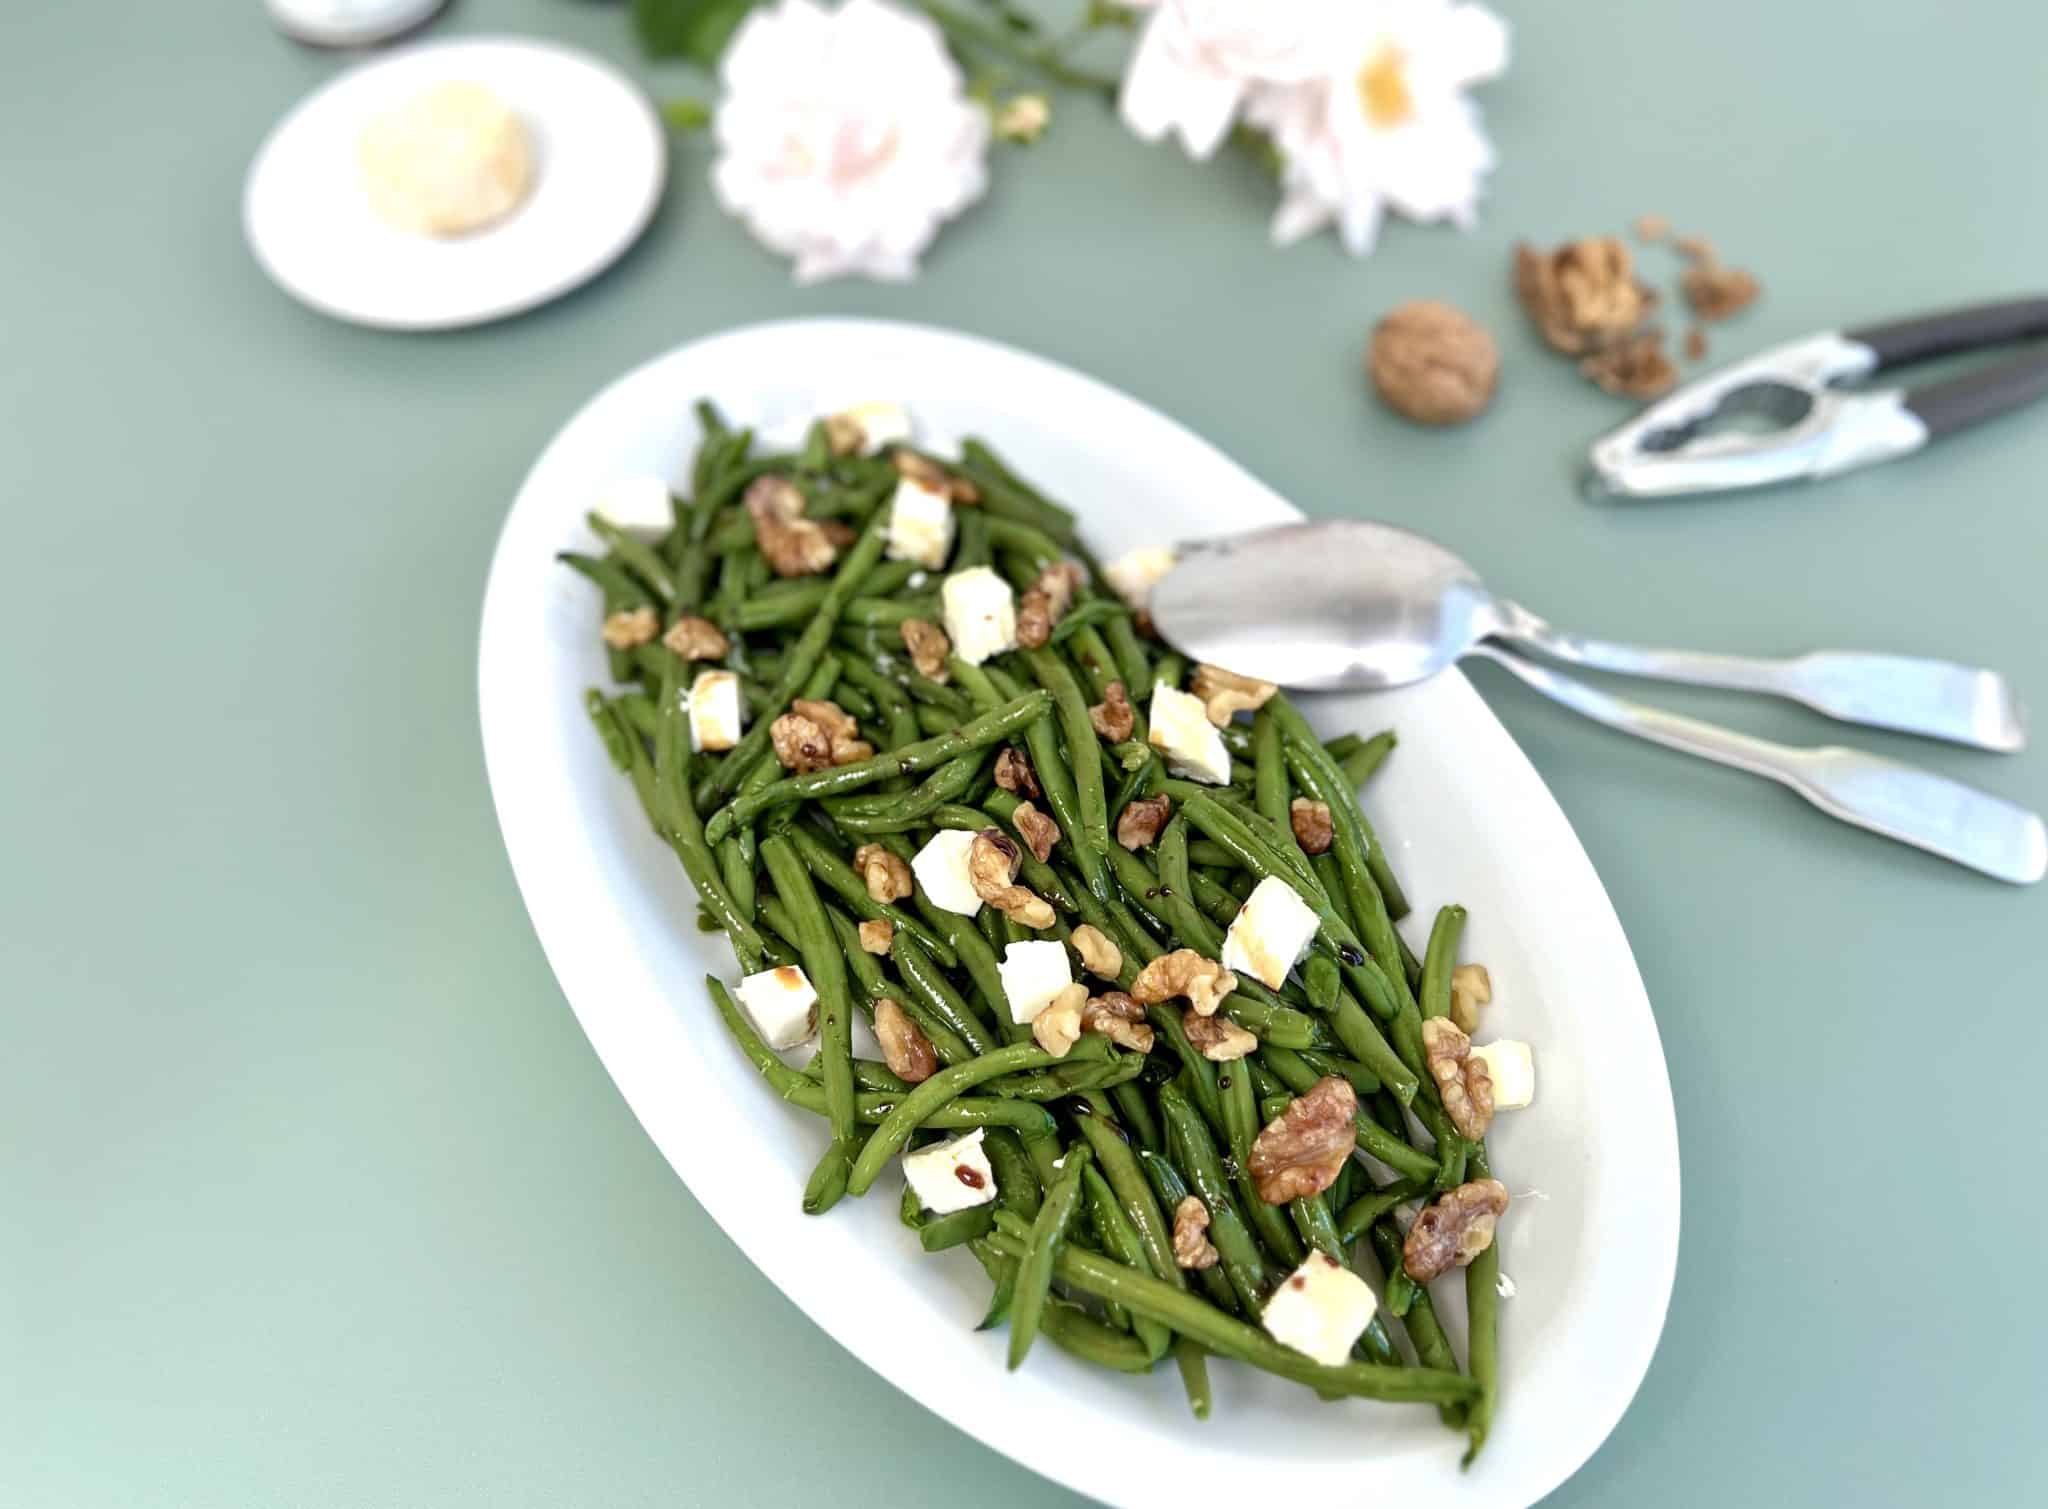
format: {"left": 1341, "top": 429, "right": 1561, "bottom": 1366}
{"left": 712, "top": 0, "right": 990, "bottom": 283}
{"left": 1244, "top": 0, "right": 1508, "bottom": 255}
{"left": 1118, "top": 0, "right": 1334, "bottom": 160}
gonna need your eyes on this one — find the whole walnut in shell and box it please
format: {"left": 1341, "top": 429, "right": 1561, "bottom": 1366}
{"left": 1367, "top": 300, "right": 1500, "bottom": 426}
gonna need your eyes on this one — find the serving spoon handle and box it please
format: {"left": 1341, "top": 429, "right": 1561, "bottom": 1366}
{"left": 1470, "top": 644, "right": 2046, "bottom": 884}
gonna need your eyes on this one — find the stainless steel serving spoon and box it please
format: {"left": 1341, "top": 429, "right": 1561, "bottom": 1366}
{"left": 1149, "top": 520, "right": 2044, "bottom": 884}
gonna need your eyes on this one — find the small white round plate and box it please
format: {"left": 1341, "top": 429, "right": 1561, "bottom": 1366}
{"left": 245, "top": 37, "right": 666, "bottom": 330}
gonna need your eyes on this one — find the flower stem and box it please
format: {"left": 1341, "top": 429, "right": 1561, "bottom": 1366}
{"left": 918, "top": 1, "right": 1120, "bottom": 95}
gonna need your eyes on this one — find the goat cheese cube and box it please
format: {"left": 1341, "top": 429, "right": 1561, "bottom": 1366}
{"left": 835, "top": 400, "right": 913, "bottom": 453}
{"left": 903, "top": 1128, "right": 998, "bottom": 1214}
{"left": 999, "top": 939, "right": 1072, "bottom": 1024}
{"left": 884, "top": 477, "right": 956, "bottom": 570}
{"left": 735, "top": 965, "right": 819, "bottom": 1050}
{"left": 1221, "top": 875, "right": 1321, "bottom": 989}
{"left": 1148, "top": 683, "right": 1231, "bottom": 785}
{"left": 593, "top": 474, "right": 674, "bottom": 537}
{"left": 1472, "top": 1039, "right": 1535, "bottom": 1110}
{"left": 1103, "top": 545, "right": 1176, "bottom": 612}
{"left": 687, "top": 670, "right": 743, "bottom": 752}
{"left": 941, "top": 566, "right": 1017, "bottom": 666}
{"left": 912, "top": 829, "right": 983, "bottom": 916}
{"left": 1261, "top": 1251, "right": 1378, "bottom": 1367}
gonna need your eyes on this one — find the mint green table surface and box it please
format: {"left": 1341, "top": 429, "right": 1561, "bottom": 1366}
{"left": 6, "top": 2, "right": 2044, "bottom": 1505}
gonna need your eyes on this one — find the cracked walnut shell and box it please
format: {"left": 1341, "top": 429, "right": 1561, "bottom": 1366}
{"left": 1246, "top": 1075, "right": 1357, "bottom": 1204}
{"left": 1403, "top": 1177, "right": 1508, "bottom": 1282}
{"left": 1367, "top": 300, "right": 1501, "bottom": 426}
{"left": 1515, "top": 237, "right": 1657, "bottom": 356}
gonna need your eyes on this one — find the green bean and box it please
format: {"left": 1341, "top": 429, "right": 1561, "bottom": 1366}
{"left": 584, "top": 690, "right": 636, "bottom": 771}
{"left": 1293, "top": 1048, "right": 1381, "bottom": 1098}
{"left": 986, "top": 1213, "right": 1477, "bottom": 1407}
{"left": 1419, "top": 904, "right": 1467, "bottom": 1022}
{"left": 847, "top": 1041, "right": 1078, "bottom": 1194}
{"left": 889, "top": 930, "right": 999, "bottom": 1056}
{"left": 1369, "top": 1223, "right": 1464, "bottom": 1426}
{"left": 760, "top": 833, "right": 856, "bottom": 1153}
{"left": 586, "top": 513, "right": 678, "bottom": 604}
{"left": 824, "top": 751, "right": 989, "bottom": 832}
{"left": 967, "top": 1236, "right": 1020, "bottom": 1332}
{"left": 558, "top": 550, "right": 657, "bottom": 610}
{"left": 1137, "top": 1149, "right": 1241, "bottom": 1313}
{"left": 1342, "top": 730, "right": 1397, "bottom": 788}
{"left": 919, "top": 1205, "right": 996, "bottom": 1252}
{"left": 1108, "top": 1080, "right": 1162, "bottom": 1155}
{"left": 1250, "top": 708, "right": 1306, "bottom": 865}
{"left": 1013, "top": 685, "right": 1113, "bottom": 904}
{"left": 1463, "top": 1143, "right": 1501, "bottom": 1462}
{"left": 1173, "top": 1340, "right": 1213, "bottom": 1418}
{"left": 1218, "top": 1064, "right": 1306, "bottom": 1268}
{"left": 1070, "top": 1097, "right": 1185, "bottom": 1301}
{"left": 1008, "top": 1143, "right": 1091, "bottom": 1370}
{"left": 1038, "top": 1301, "right": 1158, "bottom": 1373}
{"left": 1335, "top": 1177, "right": 1428, "bottom": 1245}
{"left": 1159, "top": 1083, "right": 1269, "bottom": 1314}
{"left": 1084, "top": 1166, "right": 1173, "bottom": 1359}
{"left": 1269, "top": 696, "right": 1410, "bottom": 918}
{"left": 804, "top": 1142, "right": 853, "bottom": 1214}
{"left": 1104, "top": 614, "right": 1154, "bottom": 703}
{"left": 1262, "top": 1045, "right": 1436, "bottom": 1181}
{"left": 984, "top": 1127, "right": 1045, "bottom": 1222}
{"left": 786, "top": 824, "right": 957, "bottom": 965}
{"left": 706, "top": 690, "right": 1052, "bottom": 840}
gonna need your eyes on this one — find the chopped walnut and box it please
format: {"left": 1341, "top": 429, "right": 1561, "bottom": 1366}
{"left": 967, "top": 829, "right": 1056, "bottom": 928}
{"left": 662, "top": 615, "right": 730, "bottom": 661}
{"left": 1130, "top": 948, "right": 1237, "bottom": 1017}
{"left": 1289, "top": 798, "right": 1334, "bottom": 855}
{"left": 1182, "top": 1007, "right": 1257, "bottom": 1062}
{"left": 1172, "top": 1196, "right": 1221, "bottom": 1270}
{"left": 1684, "top": 325, "right": 1708, "bottom": 362}
{"left": 1116, "top": 793, "right": 1172, "bottom": 851}
{"left": 818, "top": 520, "right": 859, "bottom": 551}
{"left": 1012, "top": 801, "right": 1060, "bottom": 863}
{"left": 1516, "top": 237, "right": 1658, "bottom": 357}
{"left": 857, "top": 919, "right": 894, "bottom": 955}
{"left": 1681, "top": 259, "right": 1760, "bottom": 321}
{"left": 1448, "top": 963, "right": 1493, "bottom": 1033}
{"left": 1580, "top": 329, "right": 1677, "bottom": 400}
{"left": 1089, "top": 681, "right": 1135, "bottom": 743}
{"left": 1403, "top": 1178, "right": 1509, "bottom": 1282}
{"left": 1633, "top": 213, "right": 1670, "bottom": 243}
{"left": 900, "top": 618, "right": 951, "bottom": 682}
{"left": 992, "top": 746, "right": 1041, "bottom": 799}
{"left": 601, "top": 606, "right": 659, "bottom": 650}
{"left": 1367, "top": 300, "right": 1501, "bottom": 426}
{"left": 1189, "top": 663, "right": 1277, "bottom": 726}
{"left": 790, "top": 698, "right": 873, "bottom": 765}
{"left": 1422, "top": 1017, "right": 1494, "bottom": 1141}
{"left": 745, "top": 475, "right": 838, "bottom": 578}
{"left": 1246, "top": 1076, "right": 1357, "bottom": 1204}
{"left": 769, "top": 711, "right": 834, "bottom": 773}
{"left": 873, "top": 998, "right": 938, "bottom": 1084}
{"left": 1081, "top": 991, "right": 1153, "bottom": 1053}
{"left": 821, "top": 412, "right": 867, "bottom": 457}
{"left": 1673, "top": 233, "right": 1715, "bottom": 263}
{"left": 1068, "top": 924, "right": 1122, "bottom": 980}
{"left": 1030, "top": 982, "right": 1087, "bottom": 1057}
{"left": 893, "top": 449, "right": 979, "bottom": 504}
{"left": 852, "top": 843, "right": 913, "bottom": 903}
{"left": 1016, "top": 560, "right": 1085, "bottom": 649}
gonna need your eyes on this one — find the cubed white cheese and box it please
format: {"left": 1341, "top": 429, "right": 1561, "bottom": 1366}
{"left": 1103, "top": 545, "right": 1176, "bottom": 612}
{"left": 902, "top": 1128, "right": 998, "bottom": 1214}
{"left": 1471, "top": 1039, "right": 1535, "bottom": 1110}
{"left": 999, "top": 939, "right": 1073, "bottom": 1024}
{"left": 884, "top": 477, "right": 956, "bottom": 570}
{"left": 835, "top": 400, "right": 914, "bottom": 453}
{"left": 735, "top": 965, "right": 819, "bottom": 1050}
{"left": 593, "top": 474, "right": 675, "bottom": 537}
{"left": 1148, "top": 683, "right": 1231, "bottom": 785}
{"left": 912, "top": 829, "right": 983, "bottom": 916}
{"left": 688, "top": 670, "right": 743, "bottom": 752}
{"left": 941, "top": 566, "right": 1017, "bottom": 666}
{"left": 1261, "top": 1251, "right": 1378, "bottom": 1367}
{"left": 1221, "top": 875, "right": 1321, "bottom": 990}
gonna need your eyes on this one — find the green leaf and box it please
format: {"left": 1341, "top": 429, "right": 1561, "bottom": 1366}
{"left": 632, "top": 0, "right": 763, "bottom": 64}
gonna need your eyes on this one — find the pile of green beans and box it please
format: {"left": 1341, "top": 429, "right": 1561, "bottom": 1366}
{"left": 569, "top": 408, "right": 1508, "bottom": 1463}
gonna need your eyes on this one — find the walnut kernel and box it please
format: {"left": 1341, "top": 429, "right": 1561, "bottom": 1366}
{"left": 1190, "top": 664, "right": 1277, "bottom": 726}
{"left": 1422, "top": 1016, "right": 1494, "bottom": 1141}
{"left": 1116, "top": 793, "right": 1172, "bottom": 851}
{"left": 852, "top": 844, "right": 913, "bottom": 904}
{"left": 857, "top": 920, "right": 894, "bottom": 955}
{"left": 1448, "top": 962, "right": 1492, "bottom": 1033}
{"left": 900, "top": 618, "right": 951, "bottom": 682}
{"left": 873, "top": 998, "right": 938, "bottom": 1084}
{"left": 1515, "top": 238, "right": 1657, "bottom": 356}
{"left": 1403, "top": 1178, "right": 1509, "bottom": 1282}
{"left": 791, "top": 698, "right": 873, "bottom": 765}
{"left": 745, "top": 475, "right": 838, "bottom": 578}
{"left": 601, "top": 606, "right": 660, "bottom": 650}
{"left": 967, "top": 829, "right": 1055, "bottom": 928}
{"left": 1172, "top": 1196, "right": 1221, "bottom": 1270}
{"left": 769, "top": 711, "right": 833, "bottom": 772}
{"left": 1030, "top": 982, "right": 1087, "bottom": 1057}
{"left": 992, "top": 747, "right": 1041, "bottom": 798}
{"left": 1129, "top": 948, "right": 1237, "bottom": 1017}
{"left": 894, "top": 450, "right": 979, "bottom": 503}
{"left": 1016, "top": 561, "right": 1085, "bottom": 650}
{"left": 1012, "top": 801, "right": 1060, "bottom": 863}
{"left": 1367, "top": 300, "right": 1501, "bottom": 426}
{"left": 662, "top": 615, "right": 730, "bottom": 661}
{"left": 1579, "top": 329, "right": 1677, "bottom": 399}
{"left": 1068, "top": 924, "right": 1122, "bottom": 980}
{"left": 1246, "top": 1076, "right": 1357, "bottom": 1204}
{"left": 1681, "top": 260, "right": 1760, "bottom": 321}
{"left": 1289, "top": 798, "right": 1334, "bottom": 855}
{"left": 1182, "top": 1008, "right": 1257, "bottom": 1062}
{"left": 1089, "top": 681, "right": 1135, "bottom": 743}
{"left": 1081, "top": 991, "right": 1153, "bottom": 1053}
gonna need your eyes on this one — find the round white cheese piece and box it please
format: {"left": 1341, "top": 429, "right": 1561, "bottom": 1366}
{"left": 358, "top": 80, "right": 533, "bottom": 236}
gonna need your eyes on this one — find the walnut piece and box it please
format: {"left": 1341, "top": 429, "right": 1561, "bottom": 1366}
{"left": 1681, "top": 259, "right": 1760, "bottom": 321}
{"left": 993, "top": 747, "right": 1041, "bottom": 798}
{"left": 1130, "top": 948, "right": 1237, "bottom": 1017}
{"left": 1116, "top": 793, "right": 1172, "bottom": 851}
{"left": 818, "top": 520, "right": 858, "bottom": 551}
{"left": 1030, "top": 982, "right": 1087, "bottom": 1057}
{"left": 1684, "top": 325, "right": 1708, "bottom": 362}
{"left": 873, "top": 998, "right": 938, "bottom": 1084}
{"left": 1172, "top": 1196, "right": 1221, "bottom": 1270}
{"left": 894, "top": 449, "right": 979, "bottom": 504}
{"left": 791, "top": 698, "right": 873, "bottom": 765}
{"left": 662, "top": 615, "right": 729, "bottom": 661}
{"left": 601, "top": 606, "right": 659, "bottom": 650}
{"left": 1448, "top": 962, "right": 1492, "bottom": 1033}
{"left": 1089, "top": 681, "right": 1135, "bottom": 742}
{"left": 1068, "top": 924, "right": 1122, "bottom": 980}
{"left": 745, "top": 475, "right": 838, "bottom": 578}
{"left": 769, "top": 711, "right": 833, "bottom": 773}
{"left": 900, "top": 618, "right": 951, "bottom": 682}
{"left": 1403, "top": 1178, "right": 1509, "bottom": 1282}
{"left": 852, "top": 843, "right": 913, "bottom": 903}
{"left": 821, "top": 412, "right": 867, "bottom": 458}
{"left": 1633, "top": 212, "right": 1670, "bottom": 242}
{"left": 1012, "top": 801, "right": 1060, "bottom": 863}
{"left": 857, "top": 920, "right": 894, "bottom": 955}
{"left": 1182, "top": 1007, "right": 1257, "bottom": 1062}
{"left": 1190, "top": 664, "right": 1277, "bottom": 726}
{"left": 1515, "top": 237, "right": 1657, "bottom": 356}
{"left": 1422, "top": 1016, "right": 1494, "bottom": 1141}
{"left": 1579, "top": 329, "right": 1677, "bottom": 400}
{"left": 1246, "top": 1076, "right": 1357, "bottom": 1204}
{"left": 1367, "top": 300, "right": 1501, "bottom": 426}
{"left": 1081, "top": 991, "right": 1153, "bottom": 1053}
{"left": 967, "top": 829, "right": 1055, "bottom": 928}
{"left": 1289, "top": 798, "right": 1334, "bottom": 856}
{"left": 1016, "top": 560, "right": 1085, "bottom": 649}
